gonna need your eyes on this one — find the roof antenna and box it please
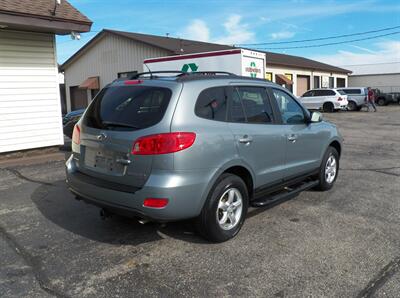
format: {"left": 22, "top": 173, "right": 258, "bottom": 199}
{"left": 144, "top": 63, "right": 153, "bottom": 79}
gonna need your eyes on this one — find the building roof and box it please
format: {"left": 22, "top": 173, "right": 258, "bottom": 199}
{"left": 61, "top": 29, "right": 350, "bottom": 74}
{"left": 263, "top": 51, "right": 350, "bottom": 74}
{"left": 0, "top": 0, "right": 92, "bottom": 34}
{"left": 107, "top": 29, "right": 233, "bottom": 54}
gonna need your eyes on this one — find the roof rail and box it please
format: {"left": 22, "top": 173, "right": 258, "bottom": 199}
{"left": 128, "top": 71, "right": 237, "bottom": 80}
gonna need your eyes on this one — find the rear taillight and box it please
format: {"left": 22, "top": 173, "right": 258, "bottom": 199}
{"left": 72, "top": 125, "right": 80, "bottom": 145}
{"left": 338, "top": 97, "right": 343, "bottom": 101}
{"left": 132, "top": 132, "right": 196, "bottom": 155}
{"left": 143, "top": 198, "right": 169, "bottom": 208}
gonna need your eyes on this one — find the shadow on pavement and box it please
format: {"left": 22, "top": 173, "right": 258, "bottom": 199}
{"left": 30, "top": 180, "right": 208, "bottom": 246}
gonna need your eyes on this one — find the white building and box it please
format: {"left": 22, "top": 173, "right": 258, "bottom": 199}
{"left": 348, "top": 62, "right": 400, "bottom": 93}
{"left": 61, "top": 29, "right": 350, "bottom": 112}
{"left": 0, "top": 0, "right": 92, "bottom": 153}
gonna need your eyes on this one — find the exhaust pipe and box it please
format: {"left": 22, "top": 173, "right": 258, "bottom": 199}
{"left": 138, "top": 219, "right": 149, "bottom": 225}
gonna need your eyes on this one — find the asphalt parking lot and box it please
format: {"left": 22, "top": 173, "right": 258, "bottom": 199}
{"left": 1, "top": 106, "right": 400, "bottom": 297}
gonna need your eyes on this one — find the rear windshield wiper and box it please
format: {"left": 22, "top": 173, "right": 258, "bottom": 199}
{"left": 101, "top": 121, "right": 141, "bottom": 129}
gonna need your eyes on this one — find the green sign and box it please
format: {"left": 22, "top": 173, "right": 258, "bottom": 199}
{"left": 181, "top": 63, "right": 198, "bottom": 72}
{"left": 245, "top": 61, "right": 261, "bottom": 78}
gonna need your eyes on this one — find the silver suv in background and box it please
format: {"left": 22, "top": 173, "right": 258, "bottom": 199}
{"left": 66, "top": 72, "right": 343, "bottom": 242}
{"left": 336, "top": 87, "right": 368, "bottom": 111}
{"left": 299, "top": 88, "right": 348, "bottom": 112}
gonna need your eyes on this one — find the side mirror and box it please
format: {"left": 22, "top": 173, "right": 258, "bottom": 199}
{"left": 310, "top": 111, "right": 323, "bottom": 123}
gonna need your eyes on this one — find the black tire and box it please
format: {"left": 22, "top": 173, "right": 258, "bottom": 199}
{"left": 323, "top": 102, "right": 334, "bottom": 113}
{"left": 196, "top": 173, "right": 248, "bottom": 242}
{"left": 377, "top": 98, "right": 386, "bottom": 106}
{"left": 347, "top": 101, "right": 357, "bottom": 111}
{"left": 314, "top": 147, "right": 339, "bottom": 191}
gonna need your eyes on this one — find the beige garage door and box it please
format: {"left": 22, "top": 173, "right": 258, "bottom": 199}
{"left": 297, "top": 75, "right": 310, "bottom": 96}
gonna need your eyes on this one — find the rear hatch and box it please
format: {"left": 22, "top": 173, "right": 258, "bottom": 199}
{"left": 75, "top": 80, "right": 180, "bottom": 189}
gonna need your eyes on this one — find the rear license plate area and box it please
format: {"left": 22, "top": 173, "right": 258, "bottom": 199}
{"left": 84, "top": 148, "right": 124, "bottom": 174}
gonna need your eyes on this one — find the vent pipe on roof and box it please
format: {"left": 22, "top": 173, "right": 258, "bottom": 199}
{"left": 52, "top": 0, "right": 61, "bottom": 16}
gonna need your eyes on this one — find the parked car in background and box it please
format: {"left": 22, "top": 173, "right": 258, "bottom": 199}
{"left": 63, "top": 109, "right": 85, "bottom": 125}
{"left": 373, "top": 89, "right": 400, "bottom": 106}
{"left": 63, "top": 109, "right": 85, "bottom": 138}
{"left": 336, "top": 87, "right": 367, "bottom": 111}
{"left": 66, "top": 71, "right": 343, "bottom": 242}
{"left": 299, "top": 88, "right": 348, "bottom": 112}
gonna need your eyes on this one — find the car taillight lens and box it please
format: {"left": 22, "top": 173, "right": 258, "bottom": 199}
{"left": 143, "top": 198, "right": 169, "bottom": 208}
{"left": 124, "top": 79, "right": 143, "bottom": 85}
{"left": 338, "top": 97, "right": 343, "bottom": 101}
{"left": 72, "top": 125, "right": 80, "bottom": 145}
{"left": 132, "top": 132, "right": 196, "bottom": 155}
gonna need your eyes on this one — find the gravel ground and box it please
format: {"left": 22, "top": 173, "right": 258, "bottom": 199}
{"left": 1, "top": 106, "right": 399, "bottom": 298}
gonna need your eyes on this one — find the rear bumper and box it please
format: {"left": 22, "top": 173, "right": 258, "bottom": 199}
{"left": 65, "top": 155, "right": 214, "bottom": 221}
{"left": 334, "top": 101, "right": 348, "bottom": 110}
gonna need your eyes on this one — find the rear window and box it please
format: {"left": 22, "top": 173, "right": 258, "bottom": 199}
{"left": 338, "top": 89, "right": 361, "bottom": 95}
{"left": 84, "top": 86, "right": 172, "bottom": 130}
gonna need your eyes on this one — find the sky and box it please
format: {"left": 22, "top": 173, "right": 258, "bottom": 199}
{"left": 57, "top": 0, "right": 400, "bottom": 74}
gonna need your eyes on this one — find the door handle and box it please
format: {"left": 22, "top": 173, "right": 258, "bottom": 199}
{"left": 287, "top": 135, "right": 297, "bottom": 143}
{"left": 116, "top": 158, "right": 131, "bottom": 165}
{"left": 239, "top": 135, "right": 253, "bottom": 144}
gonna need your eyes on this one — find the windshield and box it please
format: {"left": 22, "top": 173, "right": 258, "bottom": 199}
{"left": 84, "top": 86, "right": 172, "bottom": 130}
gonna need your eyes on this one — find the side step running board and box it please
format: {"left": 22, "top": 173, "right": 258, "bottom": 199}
{"left": 251, "top": 180, "right": 319, "bottom": 207}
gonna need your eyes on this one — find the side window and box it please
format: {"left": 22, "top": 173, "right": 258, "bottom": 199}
{"left": 313, "top": 90, "right": 324, "bottom": 96}
{"left": 302, "top": 90, "right": 313, "bottom": 97}
{"left": 230, "top": 87, "right": 273, "bottom": 124}
{"left": 230, "top": 88, "right": 246, "bottom": 123}
{"left": 272, "top": 88, "right": 306, "bottom": 125}
{"left": 325, "top": 90, "right": 336, "bottom": 96}
{"left": 195, "top": 87, "right": 227, "bottom": 121}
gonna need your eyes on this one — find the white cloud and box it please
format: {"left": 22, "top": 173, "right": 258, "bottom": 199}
{"left": 180, "top": 14, "right": 255, "bottom": 45}
{"left": 181, "top": 19, "right": 210, "bottom": 42}
{"left": 311, "top": 40, "right": 400, "bottom": 75}
{"left": 270, "top": 31, "right": 295, "bottom": 40}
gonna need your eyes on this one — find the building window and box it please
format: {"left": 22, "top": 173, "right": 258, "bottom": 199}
{"left": 118, "top": 71, "right": 138, "bottom": 79}
{"left": 336, "top": 77, "right": 346, "bottom": 88}
{"left": 329, "top": 77, "right": 334, "bottom": 88}
{"left": 313, "top": 76, "right": 320, "bottom": 88}
{"left": 70, "top": 86, "right": 88, "bottom": 110}
{"left": 265, "top": 72, "right": 273, "bottom": 82}
{"left": 285, "top": 73, "right": 293, "bottom": 92}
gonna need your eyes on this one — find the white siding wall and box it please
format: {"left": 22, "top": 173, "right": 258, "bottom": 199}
{"left": 265, "top": 65, "right": 348, "bottom": 96}
{"left": 349, "top": 74, "right": 400, "bottom": 93}
{"left": 0, "top": 30, "right": 63, "bottom": 153}
{"left": 64, "top": 34, "right": 171, "bottom": 112}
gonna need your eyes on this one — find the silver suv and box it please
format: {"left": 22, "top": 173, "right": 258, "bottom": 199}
{"left": 66, "top": 72, "right": 343, "bottom": 242}
{"left": 337, "top": 87, "right": 368, "bottom": 111}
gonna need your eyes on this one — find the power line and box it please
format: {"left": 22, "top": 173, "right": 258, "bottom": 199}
{"left": 253, "top": 31, "right": 400, "bottom": 50}
{"left": 237, "top": 25, "right": 400, "bottom": 46}
{"left": 339, "top": 61, "right": 400, "bottom": 67}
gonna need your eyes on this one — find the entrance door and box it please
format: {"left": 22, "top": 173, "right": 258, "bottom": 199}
{"left": 296, "top": 75, "right": 310, "bottom": 97}
{"left": 336, "top": 78, "right": 346, "bottom": 88}
{"left": 70, "top": 86, "right": 88, "bottom": 110}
